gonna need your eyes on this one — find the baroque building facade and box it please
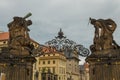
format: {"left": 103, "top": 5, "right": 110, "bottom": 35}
{"left": 33, "top": 48, "right": 80, "bottom": 80}
{"left": 33, "top": 49, "right": 67, "bottom": 80}
{"left": 66, "top": 51, "right": 80, "bottom": 80}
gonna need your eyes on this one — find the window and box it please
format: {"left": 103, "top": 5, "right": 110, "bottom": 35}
{"left": 93, "top": 68, "right": 95, "bottom": 75}
{"left": 39, "top": 61, "right": 40, "bottom": 64}
{"left": 62, "top": 68, "right": 64, "bottom": 74}
{"left": 34, "top": 63, "right": 36, "bottom": 69}
{"left": 75, "top": 65, "right": 76, "bottom": 71}
{"left": 53, "top": 67, "right": 55, "bottom": 73}
{"left": 53, "top": 60, "right": 55, "bottom": 64}
{"left": 39, "top": 67, "right": 41, "bottom": 71}
{"left": 48, "top": 61, "right": 50, "bottom": 64}
{"left": 59, "top": 77, "right": 61, "bottom": 80}
{"left": 3, "top": 41, "right": 6, "bottom": 44}
{"left": 43, "top": 61, "right": 45, "bottom": 64}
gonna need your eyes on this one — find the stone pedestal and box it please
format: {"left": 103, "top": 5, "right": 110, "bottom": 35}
{"left": 86, "top": 49, "right": 120, "bottom": 80}
{"left": 0, "top": 52, "right": 36, "bottom": 80}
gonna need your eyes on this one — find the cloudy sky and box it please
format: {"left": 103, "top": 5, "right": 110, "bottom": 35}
{"left": 0, "top": 0, "right": 120, "bottom": 64}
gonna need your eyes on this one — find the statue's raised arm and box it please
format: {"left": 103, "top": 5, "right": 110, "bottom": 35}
{"left": 89, "top": 18, "right": 119, "bottom": 53}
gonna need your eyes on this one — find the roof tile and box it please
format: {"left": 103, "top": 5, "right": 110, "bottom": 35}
{"left": 0, "top": 32, "right": 9, "bottom": 41}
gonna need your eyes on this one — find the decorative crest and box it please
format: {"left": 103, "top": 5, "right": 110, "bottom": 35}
{"left": 56, "top": 28, "right": 66, "bottom": 39}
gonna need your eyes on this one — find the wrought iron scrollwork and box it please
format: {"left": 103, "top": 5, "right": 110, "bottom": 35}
{"left": 31, "top": 45, "right": 44, "bottom": 57}
{"left": 45, "top": 29, "right": 89, "bottom": 57}
{"left": 74, "top": 45, "right": 89, "bottom": 57}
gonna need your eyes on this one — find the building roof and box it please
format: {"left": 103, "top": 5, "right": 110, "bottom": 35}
{"left": 0, "top": 32, "right": 9, "bottom": 41}
{"left": 0, "top": 32, "right": 39, "bottom": 45}
{"left": 41, "top": 46, "right": 56, "bottom": 53}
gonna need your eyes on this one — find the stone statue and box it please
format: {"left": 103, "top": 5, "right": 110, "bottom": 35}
{"left": 89, "top": 18, "right": 119, "bottom": 52}
{"left": 8, "top": 13, "right": 33, "bottom": 56}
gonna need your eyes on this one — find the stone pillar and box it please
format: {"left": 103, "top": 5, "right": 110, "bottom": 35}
{"left": 0, "top": 56, "right": 36, "bottom": 80}
{"left": 86, "top": 49, "right": 120, "bottom": 80}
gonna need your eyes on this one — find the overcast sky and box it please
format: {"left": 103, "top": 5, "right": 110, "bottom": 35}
{"left": 0, "top": 0, "right": 120, "bottom": 64}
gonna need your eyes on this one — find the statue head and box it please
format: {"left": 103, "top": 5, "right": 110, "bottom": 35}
{"left": 7, "top": 14, "right": 33, "bottom": 56}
